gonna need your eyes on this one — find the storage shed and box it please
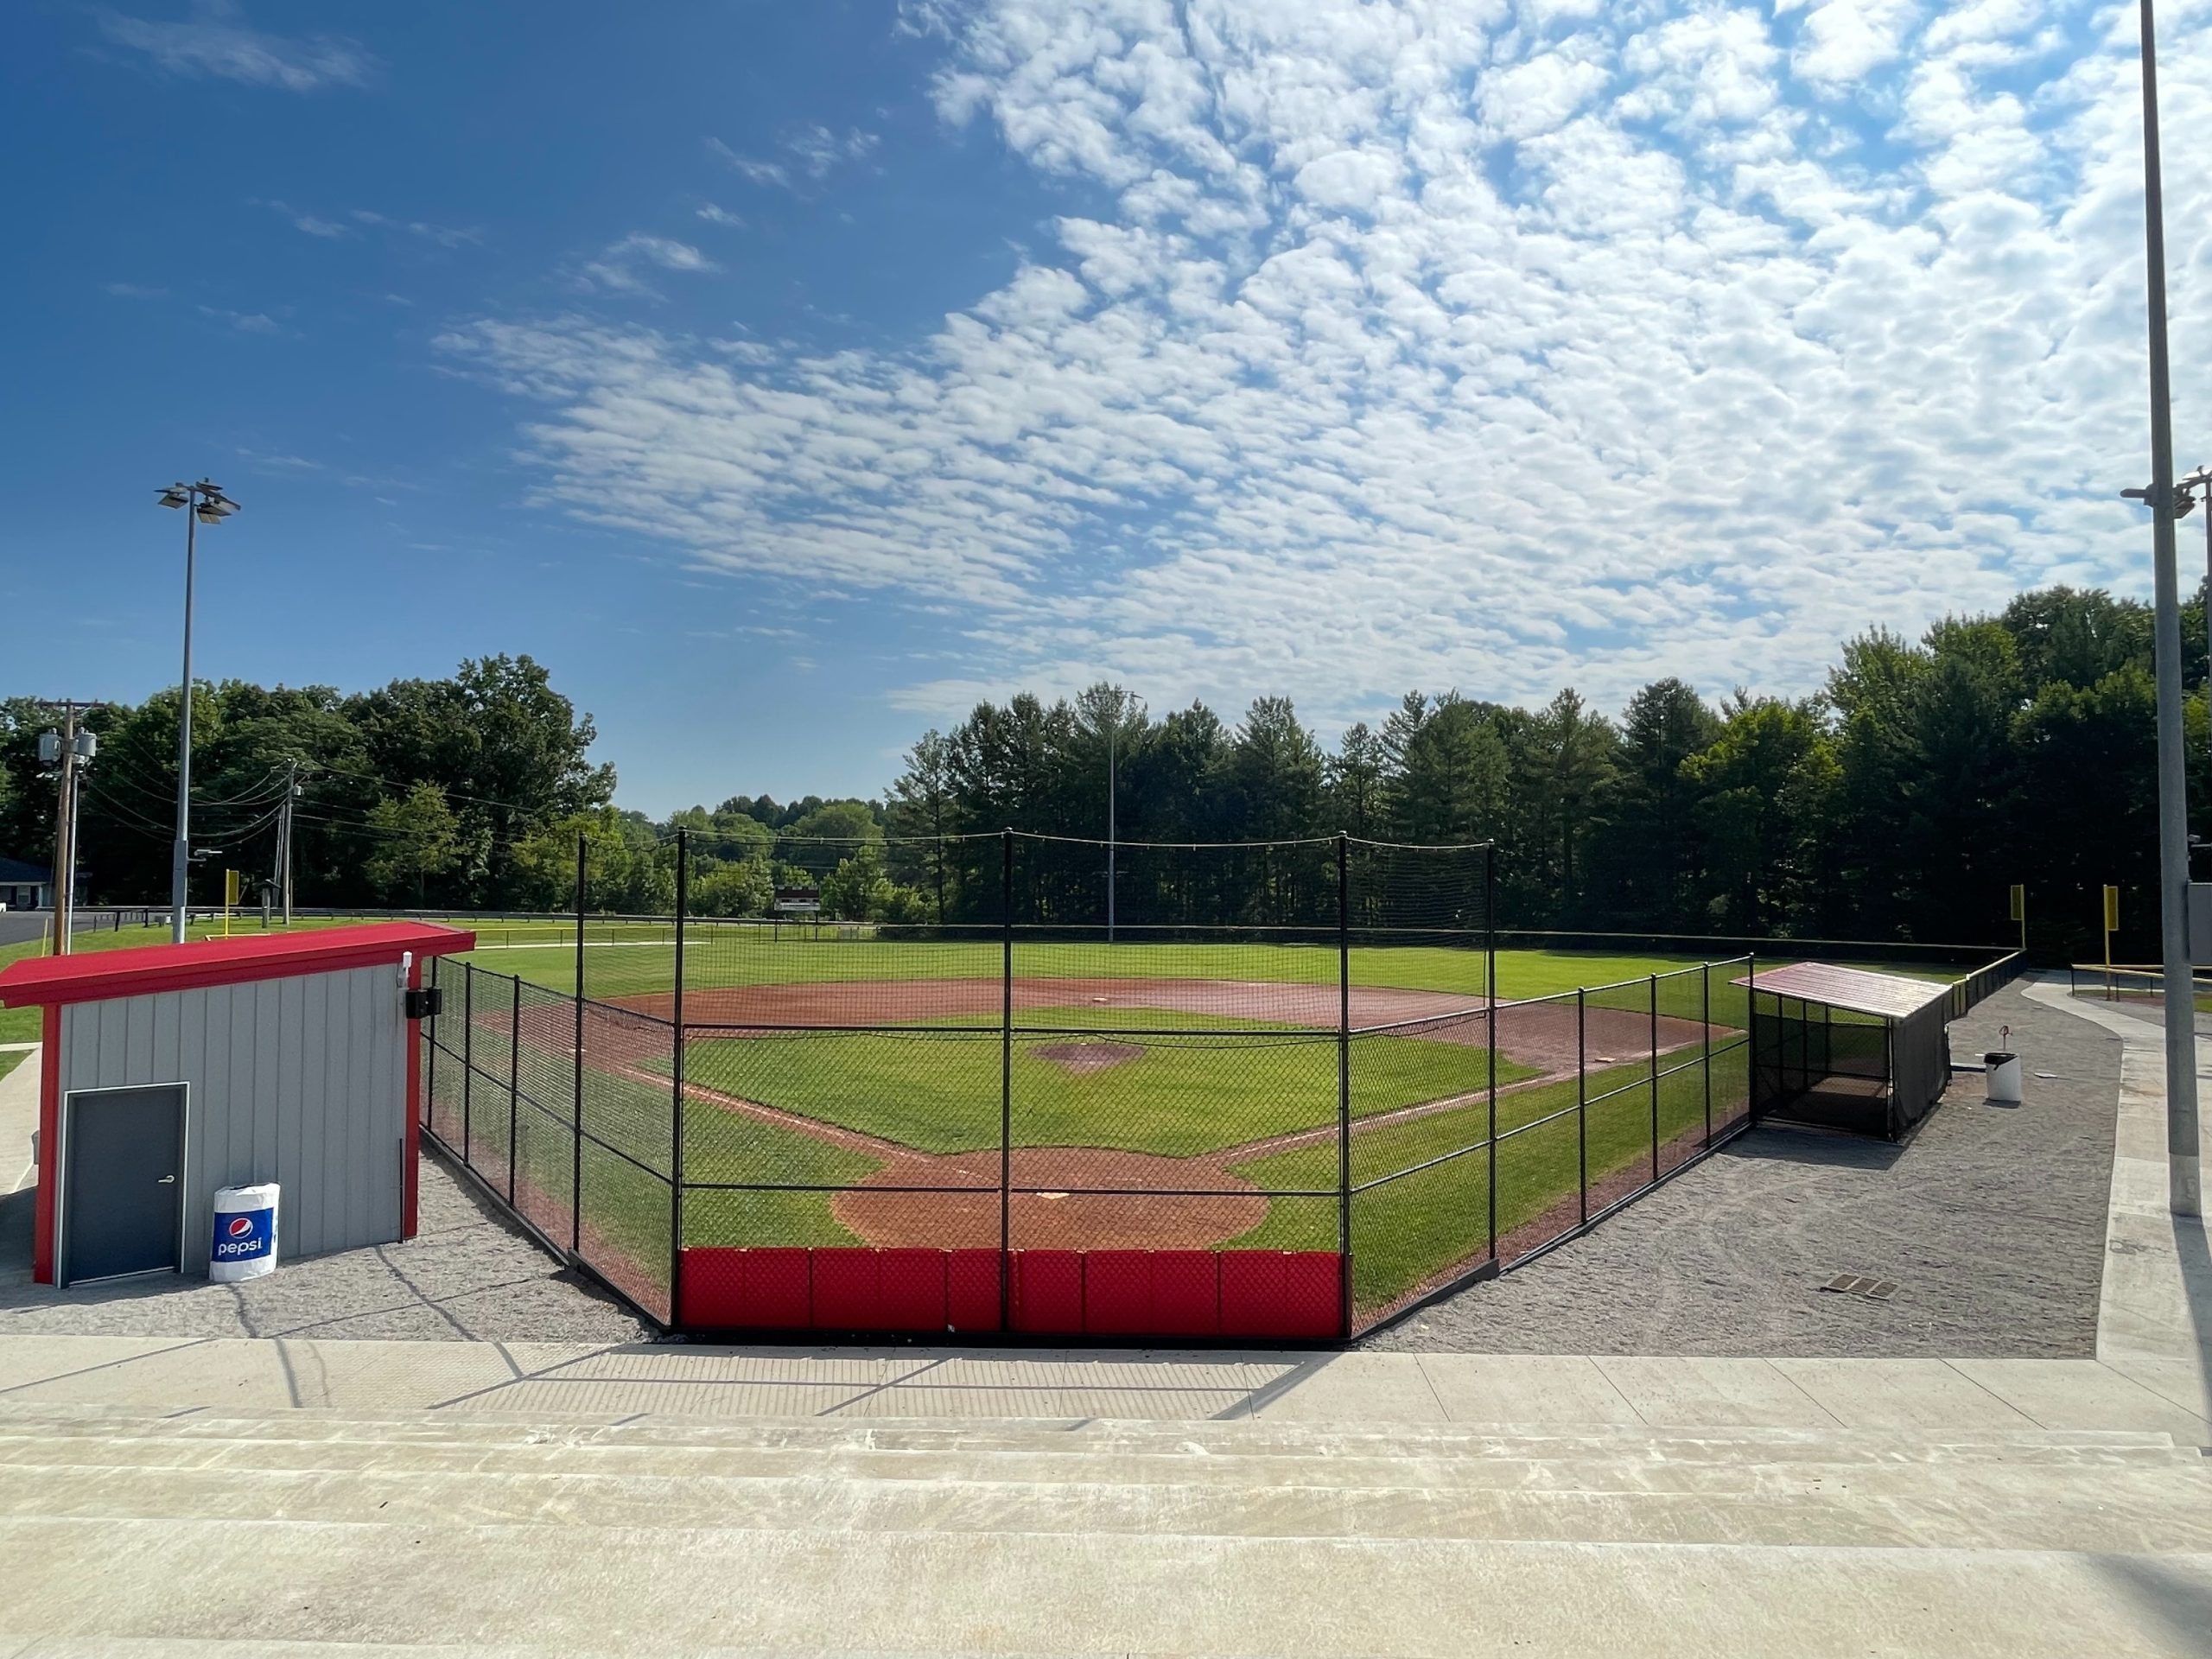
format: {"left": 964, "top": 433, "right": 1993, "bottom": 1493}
{"left": 1738, "top": 961, "right": 1955, "bottom": 1141}
{"left": 0, "top": 922, "right": 474, "bottom": 1287}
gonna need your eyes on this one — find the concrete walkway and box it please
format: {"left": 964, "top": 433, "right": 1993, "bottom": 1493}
{"left": 0, "top": 980, "right": 2206, "bottom": 1656}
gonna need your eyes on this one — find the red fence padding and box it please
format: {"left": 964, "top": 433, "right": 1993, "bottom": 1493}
{"left": 743, "top": 1248, "right": 814, "bottom": 1329}
{"left": 947, "top": 1249, "right": 1003, "bottom": 1333}
{"left": 680, "top": 1247, "right": 1339, "bottom": 1339}
{"left": 1149, "top": 1251, "right": 1222, "bottom": 1338}
{"left": 1083, "top": 1250, "right": 1154, "bottom": 1336}
{"left": 1220, "top": 1251, "right": 1344, "bottom": 1340}
{"left": 677, "top": 1247, "right": 747, "bottom": 1327}
{"left": 810, "top": 1249, "right": 880, "bottom": 1331}
{"left": 1011, "top": 1250, "right": 1084, "bottom": 1333}
{"left": 880, "top": 1248, "right": 949, "bottom": 1332}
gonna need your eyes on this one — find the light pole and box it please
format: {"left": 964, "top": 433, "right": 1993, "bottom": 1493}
{"left": 1106, "top": 718, "right": 1116, "bottom": 944}
{"left": 156, "top": 480, "right": 240, "bottom": 944}
{"left": 2120, "top": 0, "right": 2200, "bottom": 1219}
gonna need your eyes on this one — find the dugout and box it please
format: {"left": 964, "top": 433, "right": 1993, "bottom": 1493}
{"left": 1738, "top": 962, "right": 1954, "bottom": 1141}
{"left": 0, "top": 922, "right": 474, "bottom": 1287}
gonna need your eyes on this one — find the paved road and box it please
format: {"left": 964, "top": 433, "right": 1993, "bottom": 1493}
{"left": 0, "top": 912, "right": 49, "bottom": 950}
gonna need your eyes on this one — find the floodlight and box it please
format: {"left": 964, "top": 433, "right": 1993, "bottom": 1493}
{"left": 2180, "top": 494, "right": 2198, "bottom": 521}
{"left": 195, "top": 505, "right": 225, "bottom": 524}
{"left": 158, "top": 486, "right": 190, "bottom": 509}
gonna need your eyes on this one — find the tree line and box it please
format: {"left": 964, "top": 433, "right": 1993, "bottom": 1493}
{"left": 2, "top": 584, "right": 2203, "bottom": 962}
{"left": 870, "top": 583, "right": 2212, "bottom": 963}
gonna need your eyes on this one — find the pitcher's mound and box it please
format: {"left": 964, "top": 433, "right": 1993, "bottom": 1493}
{"left": 834, "top": 1148, "right": 1265, "bottom": 1250}
{"left": 1032, "top": 1039, "right": 1144, "bottom": 1072}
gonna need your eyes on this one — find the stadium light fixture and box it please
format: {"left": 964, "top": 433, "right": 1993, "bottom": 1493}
{"left": 156, "top": 478, "right": 241, "bottom": 943}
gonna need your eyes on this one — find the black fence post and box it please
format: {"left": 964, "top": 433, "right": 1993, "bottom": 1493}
{"left": 572, "top": 831, "right": 586, "bottom": 1256}
{"left": 1485, "top": 843, "right": 1498, "bottom": 1263}
{"left": 461, "top": 963, "right": 474, "bottom": 1166}
{"left": 1576, "top": 987, "right": 1588, "bottom": 1227}
{"left": 1746, "top": 950, "right": 1760, "bottom": 1123}
{"left": 1649, "top": 972, "right": 1660, "bottom": 1183}
{"left": 671, "top": 829, "right": 688, "bottom": 1325}
{"left": 1336, "top": 832, "right": 1351, "bottom": 1338}
{"left": 1701, "top": 963, "right": 1712, "bottom": 1149}
{"left": 424, "top": 956, "right": 439, "bottom": 1136}
{"left": 507, "top": 971, "right": 520, "bottom": 1206}
{"left": 1000, "top": 829, "right": 1014, "bottom": 1327}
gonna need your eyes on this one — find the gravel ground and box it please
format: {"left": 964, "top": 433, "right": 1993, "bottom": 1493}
{"left": 0, "top": 1147, "right": 658, "bottom": 1344}
{"left": 1368, "top": 976, "right": 2122, "bottom": 1357}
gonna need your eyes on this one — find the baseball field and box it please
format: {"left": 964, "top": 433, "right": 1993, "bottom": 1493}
{"left": 425, "top": 928, "right": 1759, "bottom": 1323}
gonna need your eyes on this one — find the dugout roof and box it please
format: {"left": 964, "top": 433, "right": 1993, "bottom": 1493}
{"left": 1730, "top": 961, "right": 1950, "bottom": 1020}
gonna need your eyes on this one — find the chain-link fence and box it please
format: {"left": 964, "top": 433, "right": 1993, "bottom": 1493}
{"left": 413, "top": 831, "right": 1853, "bottom": 1339}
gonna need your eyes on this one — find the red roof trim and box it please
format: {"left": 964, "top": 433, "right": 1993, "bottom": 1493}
{"left": 0, "top": 921, "right": 475, "bottom": 1007}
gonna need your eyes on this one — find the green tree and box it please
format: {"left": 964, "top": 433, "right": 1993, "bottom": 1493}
{"left": 363, "top": 784, "right": 461, "bottom": 906}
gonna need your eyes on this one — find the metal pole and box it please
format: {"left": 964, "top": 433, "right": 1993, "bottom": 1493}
{"left": 507, "top": 972, "right": 520, "bottom": 1207}
{"left": 1106, "top": 722, "right": 1116, "bottom": 945}
{"left": 461, "top": 962, "right": 474, "bottom": 1163}
{"left": 1000, "top": 830, "right": 1014, "bottom": 1324}
{"left": 50, "top": 706, "right": 77, "bottom": 957}
{"left": 280, "top": 759, "right": 298, "bottom": 926}
{"left": 572, "top": 831, "right": 586, "bottom": 1254}
{"left": 671, "top": 830, "right": 688, "bottom": 1322}
{"left": 2135, "top": 0, "right": 2202, "bottom": 1218}
{"left": 1576, "top": 987, "right": 1588, "bottom": 1226}
{"left": 1337, "top": 832, "right": 1351, "bottom": 1335}
{"left": 170, "top": 505, "right": 197, "bottom": 943}
{"left": 1649, "top": 973, "right": 1660, "bottom": 1183}
{"left": 1702, "top": 963, "right": 1713, "bottom": 1147}
{"left": 1485, "top": 844, "right": 1497, "bottom": 1261}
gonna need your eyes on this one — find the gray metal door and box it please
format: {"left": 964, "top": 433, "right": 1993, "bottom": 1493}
{"left": 65, "top": 1086, "right": 185, "bottom": 1283}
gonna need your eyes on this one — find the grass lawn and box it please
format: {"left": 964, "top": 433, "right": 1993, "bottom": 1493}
{"left": 459, "top": 937, "right": 1738, "bottom": 1003}
{"left": 665, "top": 1007, "right": 1540, "bottom": 1158}
{"left": 0, "top": 1049, "right": 27, "bottom": 1084}
{"left": 1230, "top": 1039, "right": 1752, "bottom": 1312}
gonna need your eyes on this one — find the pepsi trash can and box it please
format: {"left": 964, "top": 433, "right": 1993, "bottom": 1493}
{"left": 210, "top": 1183, "right": 280, "bottom": 1282}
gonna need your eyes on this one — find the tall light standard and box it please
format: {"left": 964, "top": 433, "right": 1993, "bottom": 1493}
{"left": 156, "top": 480, "right": 239, "bottom": 944}
{"left": 2120, "top": 0, "right": 2201, "bottom": 1219}
{"left": 1106, "top": 718, "right": 1117, "bottom": 944}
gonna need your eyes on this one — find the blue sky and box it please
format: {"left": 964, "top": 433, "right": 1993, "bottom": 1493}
{"left": 3, "top": 0, "right": 2208, "bottom": 815}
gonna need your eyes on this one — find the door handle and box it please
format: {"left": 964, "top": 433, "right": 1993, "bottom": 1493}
{"left": 156, "top": 1175, "right": 175, "bottom": 1185}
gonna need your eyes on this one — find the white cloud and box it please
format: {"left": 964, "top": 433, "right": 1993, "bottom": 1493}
{"left": 696, "top": 203, "right": 747, "bottom": 227}
{"left": 351, "top": 210, "right": 483, "bottom": 248}
{"left": 1789, "top": 0, "right": 1924, "bottom": 92}
{"left": 197, "top": 305, "right": 283, "bottom": 334}
{"left": 576, "top": 233, "right": 721, "bottom": 299}
{"left": 97, "top": 2, "right": 376, "bottom": 92}
{"left": 709, "top": 124, "right": 880, "bottom": 194}
{"left": 446, "top": 0, "right": 2212, "bottom": 733}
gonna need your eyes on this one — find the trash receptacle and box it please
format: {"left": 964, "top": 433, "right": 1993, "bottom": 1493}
{"left": 1984, "top": 1052, "right": 2023, "bottom": 1105}
{"left": 209, "top": 1183, "right": 279, "bottom": 1282}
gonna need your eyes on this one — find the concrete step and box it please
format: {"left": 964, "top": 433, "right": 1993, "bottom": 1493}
{"left": 2, "top": 1407, "right": 2209, "bottom": 1656}
{"left": 0, "top": 1405, "right": 2204, "bottom": 1554}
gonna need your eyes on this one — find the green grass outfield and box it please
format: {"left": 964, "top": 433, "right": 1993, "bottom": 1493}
{"left": 460, "top": 935, "right": 1736, "bottom": 1002}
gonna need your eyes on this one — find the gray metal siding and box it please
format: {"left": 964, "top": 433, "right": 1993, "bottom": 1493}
{"left": 56, "top": 964, "right": 406, "bottom": 1278}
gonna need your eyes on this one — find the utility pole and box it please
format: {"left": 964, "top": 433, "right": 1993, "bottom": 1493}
{"left": 275, "top": 758, "right": 303, "bottom": 925}
{"left": 35, "top": 702, "right": 102, "bottom": 957}
{"left": 2125, "top": 0, "right": 2201, "bottom": 1218}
